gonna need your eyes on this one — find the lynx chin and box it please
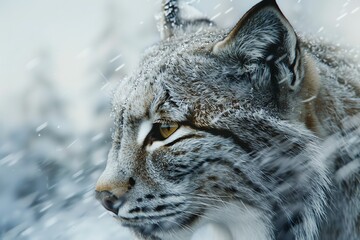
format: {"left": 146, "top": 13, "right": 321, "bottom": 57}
{"left": 95, "top": 0, "right": 360, "bottom": 239}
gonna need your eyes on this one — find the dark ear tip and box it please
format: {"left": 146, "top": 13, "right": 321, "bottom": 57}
{"left": 263, "top": 0, "right": 277, "bottom": 4}
{"left": 259, "top": 0, "right": 280, "bottom": 9}
{"left": 241, "top": 0, "right": 282, "bottom": 21}
{"left": 248, "top": 0, "right": 280, "bottom": 13}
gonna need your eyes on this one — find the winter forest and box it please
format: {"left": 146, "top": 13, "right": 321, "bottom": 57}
{"left": 0, "top": 0, "right": 359, "bottom": 239}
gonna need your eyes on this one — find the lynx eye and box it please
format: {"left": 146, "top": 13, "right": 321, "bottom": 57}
{"left": 159, "top": 123, "right": 179, "bottom": 139}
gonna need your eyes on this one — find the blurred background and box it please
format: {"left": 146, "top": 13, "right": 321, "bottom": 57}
{"left": 0, "top": 0, "right": 359, "bottom": 239}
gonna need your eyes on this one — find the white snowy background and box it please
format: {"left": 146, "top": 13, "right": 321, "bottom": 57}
{"left": 0, "top": 0, "right": 359, "bottom": 239}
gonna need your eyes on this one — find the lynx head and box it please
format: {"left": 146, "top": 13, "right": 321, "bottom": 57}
{"left": 96, "top": 1, "right": 328, "bottom": 239}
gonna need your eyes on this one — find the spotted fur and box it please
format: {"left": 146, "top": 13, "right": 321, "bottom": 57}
{"left": 96, "top": 0, "right": 360, "bottom": 239}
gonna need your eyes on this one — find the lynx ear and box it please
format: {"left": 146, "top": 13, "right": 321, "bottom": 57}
{"left": 213, "top": 0, "right": 303, "bottom": 91}
{"left": 161, "top": 0, "right": 214, "bottom": 39}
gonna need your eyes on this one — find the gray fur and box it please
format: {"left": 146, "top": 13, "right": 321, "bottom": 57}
{"left": 96, "top": 0, "right": 360, "bottom": 239}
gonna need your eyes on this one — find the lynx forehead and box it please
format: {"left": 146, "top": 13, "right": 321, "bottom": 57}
{"left": 95, "top": 0, "right": 360, "bottom": 240}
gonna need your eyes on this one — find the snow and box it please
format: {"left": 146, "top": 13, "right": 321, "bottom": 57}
{"left": 0, "top": 0, "right": 359, "bottom": 239}
{"left": 36, "top": 122, "right": 49, "bottom": 132}
{"left": 115, "top": 64, "right": 126, "bottom": 72}
{"left": 335, "top": 159, "right": 360, "bottom": 182}
{"left": 224, "top": 7, "right": 234, "bottom": 14}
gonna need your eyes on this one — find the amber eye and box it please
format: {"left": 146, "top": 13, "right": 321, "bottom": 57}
{"left": 159, "top": 123, "right": 179, "bottom": 139}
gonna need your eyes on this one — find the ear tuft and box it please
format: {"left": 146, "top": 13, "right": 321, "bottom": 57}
{"left": 160, "top": 0, "right": 214, "bottom": 40}
{"left": 161, "top": 0, "right": 180, "bottom": 39}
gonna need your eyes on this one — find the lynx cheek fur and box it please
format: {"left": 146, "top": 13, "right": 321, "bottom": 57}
{"left": 95, "top": 0, "right": 360, "bottom": 239}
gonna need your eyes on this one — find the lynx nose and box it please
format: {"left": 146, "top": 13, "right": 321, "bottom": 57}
{"left": 95, "top": 191, "right": 121, "bottom": 215}
{"left": 95, "top": 176, "right": 136, "bottom": 214}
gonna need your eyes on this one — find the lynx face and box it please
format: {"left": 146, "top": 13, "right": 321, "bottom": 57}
{"left": 96, "top": 1, "right": 331, "bottom": 240}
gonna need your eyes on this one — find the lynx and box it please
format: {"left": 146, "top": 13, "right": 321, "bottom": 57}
{"left": 95, "top": 0, "right": 360, "bottom": 239}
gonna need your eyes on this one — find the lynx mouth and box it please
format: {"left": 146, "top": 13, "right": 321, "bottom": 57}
{"left": 116, "top": 209, "right": 204, "bottom": 236}
{"left": 118, "top": 211, "right": 184, "bottom": 222}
